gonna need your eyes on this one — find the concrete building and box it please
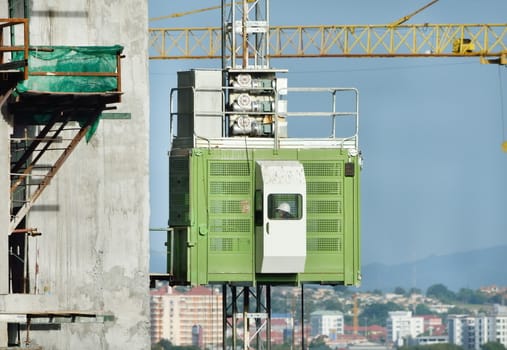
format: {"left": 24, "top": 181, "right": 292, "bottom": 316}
{"left": 310, "top": 310, "right": 344, "bottom": 340}
{"left": 386, "top": 311, "right": 423, "bottom": 346}
{"left": 448, "top": 315, "right": 486, "bottom": 350}
{"left": 413, "top": 335, "right": 448, "bottom": 346}
{"left": 448, "top": 307, "right": 507, "bottom": 350}
{"left": 447, "top": 315, "right": 468, "bottom": 348}
{"left": 1, "top": 0, "right": 150, "bottom": 348}
{"left": 493, "top": 305, "right": 507, "bottom": 346}
{"left": 150, "top": 286, "right": 223, "bottom": 347}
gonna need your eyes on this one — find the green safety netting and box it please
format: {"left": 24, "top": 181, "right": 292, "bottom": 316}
{"left": 12, "top": 45, "right": 124, "bottom": 141}
{"left": 15, "top": 45, "right": 123, "bottom": 93}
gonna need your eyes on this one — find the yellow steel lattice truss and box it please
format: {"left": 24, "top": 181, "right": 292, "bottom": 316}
{"left": 149, "top": 23, "right": 507, "bottom": 63}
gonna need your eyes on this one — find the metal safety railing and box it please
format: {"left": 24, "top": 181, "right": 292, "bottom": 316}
{"left": 0, "top": 18, "right": 29, "bottom": 79}
{"left": 169, "top": 84, "right": 359, "bottom": 151}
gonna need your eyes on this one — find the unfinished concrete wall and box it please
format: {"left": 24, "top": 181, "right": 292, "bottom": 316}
{"left": 1, "top": 0, "right": 150, "bottom": 349}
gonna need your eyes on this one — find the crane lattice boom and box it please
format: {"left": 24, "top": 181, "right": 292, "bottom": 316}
{"left": 149, "top": 23, "right": 507, "bottom": 63}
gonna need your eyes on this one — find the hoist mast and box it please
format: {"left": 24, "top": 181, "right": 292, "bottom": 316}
{"left": 221, "top": 0, "right": 270, "bottom": 69}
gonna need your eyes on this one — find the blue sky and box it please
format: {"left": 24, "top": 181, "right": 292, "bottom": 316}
{"left": 148, "top": 0, "right": 507, "bottom": 271}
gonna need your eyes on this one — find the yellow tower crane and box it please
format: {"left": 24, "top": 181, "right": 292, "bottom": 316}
{"left": 148, "top": 2, "right": 507, "bottom": 64}
{"left": 149, "top": 22, "right": 507, "bottom": 62}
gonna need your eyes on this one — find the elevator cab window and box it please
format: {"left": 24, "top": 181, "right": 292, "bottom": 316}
{"left": 267, "top": 194, "right": 302, "bottom": 220}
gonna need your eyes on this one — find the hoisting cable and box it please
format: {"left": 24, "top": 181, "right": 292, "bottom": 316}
{"left": 499, "top": 66, "right": 507, "bottom": 152}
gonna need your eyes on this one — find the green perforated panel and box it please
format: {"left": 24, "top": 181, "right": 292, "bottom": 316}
{"left": 206, "top": 159, "right": 254, "bottom": 279}
{"left": 304, "top": 162, "right": 342, "bottom": 177}
{"left": 307, "top": 237, "right": 343, "bottom": 252}
{"left": 307, "top": 182, "right": 342, "bottom": 195}
{"left": 209, "top": 162, "right": 251, "bottom": 176}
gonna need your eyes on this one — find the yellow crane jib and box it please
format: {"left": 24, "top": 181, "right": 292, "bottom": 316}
{"left": 148, "top": 23, "right": 507, "bottom": 64}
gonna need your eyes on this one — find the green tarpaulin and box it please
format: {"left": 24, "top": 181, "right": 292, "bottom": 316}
{"left": 15, "top": 45, "right": 123, "bottom": 93}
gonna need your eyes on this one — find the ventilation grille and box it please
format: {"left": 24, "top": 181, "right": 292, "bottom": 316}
{"left": 209, "top": 162, "right": 251, "bottom": 176}
{"left": 209, "top": 200, "right": 250, "bottom": 214}
{"left": 209, "top": 219, "right": 251, "bottom": 233}
{"left": 303, "top": 162, "right": 342, "bottom": 177}
{"left": 207, "top": 160, "right": 253, "bottom": 258}
{"left": 210, "top": 237, "right": 251, "bottom": 252}
{"left": 303, "top": 160, "right": 344, "bottom": 257}
{"left": 307, "top": 181, "right": 341, "bottom": 195}
{"left": 210, "top": 181, "right": 250, "bottom": 195}
{"left": 307, "top": 219, "right": 342, "bottom": 233}
{"left": 307, "top": 200, "right": 342, "bottom": 214}
{"left": 307, "top": 237, "right": 343, "bottom": 252}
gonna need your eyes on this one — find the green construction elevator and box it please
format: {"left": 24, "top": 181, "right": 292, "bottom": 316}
{"left": 165, "top": 2, "right": 362, "bottom": 349}
{"left": 167, "top": 69, "right": 361, "bottom": 287}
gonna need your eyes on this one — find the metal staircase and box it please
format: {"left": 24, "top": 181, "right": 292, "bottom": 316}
{"left": 9, "top": 110, "right": 101, "bottom": 232}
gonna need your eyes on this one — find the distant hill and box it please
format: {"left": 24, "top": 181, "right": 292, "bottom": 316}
{"left": 360, "top": 245, "right": 507, "bottom": 293}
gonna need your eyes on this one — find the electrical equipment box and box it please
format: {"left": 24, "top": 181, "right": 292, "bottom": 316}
{"left": 177, "top": 69, "right": 223, "bottom": 139}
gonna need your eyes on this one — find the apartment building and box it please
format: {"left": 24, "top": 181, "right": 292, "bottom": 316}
{"left": 448, "top": 315, "right": 487, "bottom": 350}
{"left": 448, "top": 305, "right": 507, "bottom": 350}
{"left": 386, "top": 311, "right": 424, "bottom": 346}
{"left": 310, "top": 310, "right": 344, "bottom": 339}
{"left": 150, "top": 285, "right": 223, "bottom": 347}
{"left": 447, "top": 305, "right": 507, "bottom": 350}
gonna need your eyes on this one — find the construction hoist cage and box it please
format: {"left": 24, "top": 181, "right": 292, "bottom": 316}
{"left": 167, "top": 67, "right": 361, "bottom": 287}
